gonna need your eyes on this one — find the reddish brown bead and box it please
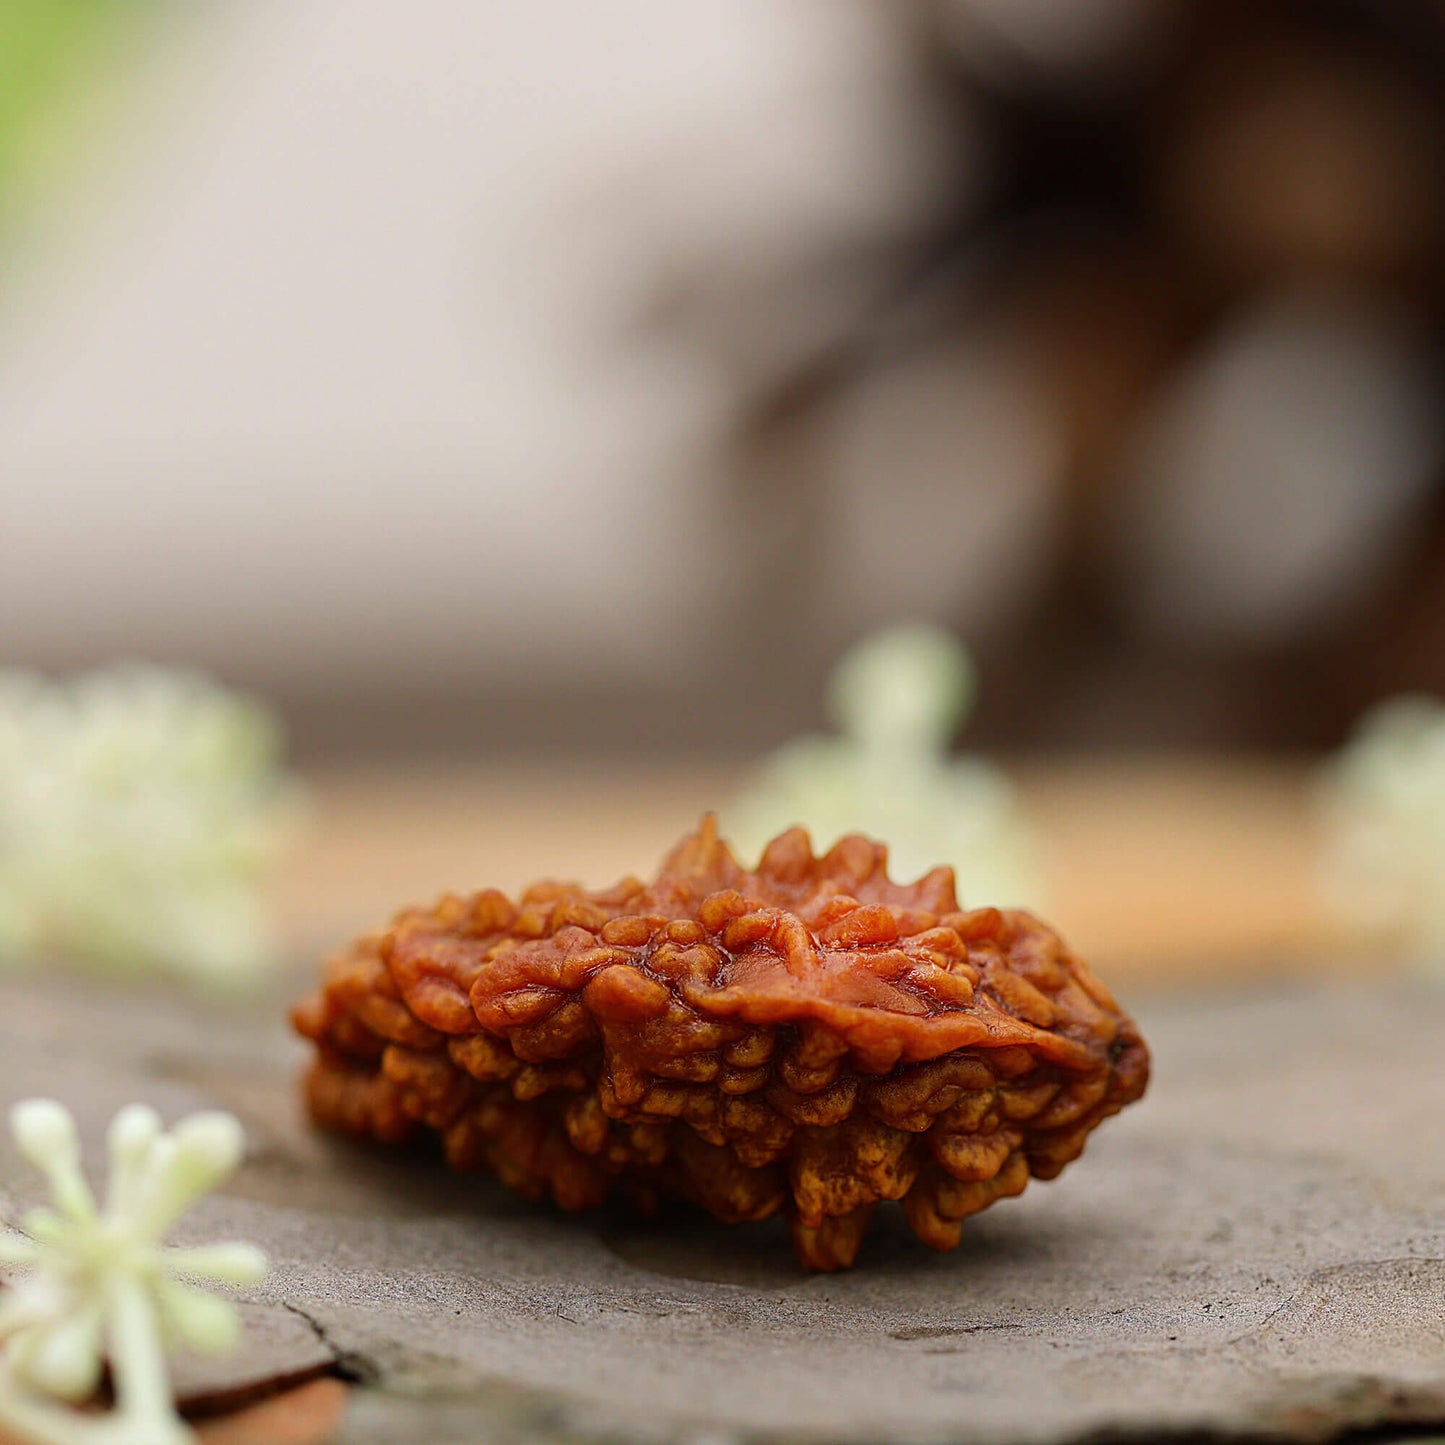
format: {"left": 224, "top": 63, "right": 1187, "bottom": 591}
{"left": 292, "top": 817, "right": 1148, "bottom": 1269}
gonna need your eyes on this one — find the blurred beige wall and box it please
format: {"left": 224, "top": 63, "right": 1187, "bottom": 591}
{"left": 7, "top": 0, "right": 1445, "bottom": 756}
{"left": 0, "top": 1, "right": 947, "bottom": 711}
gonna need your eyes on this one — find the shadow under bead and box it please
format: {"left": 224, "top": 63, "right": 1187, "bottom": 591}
{"left": 291, "top": 817, "right": 1149, "bottom": 1270}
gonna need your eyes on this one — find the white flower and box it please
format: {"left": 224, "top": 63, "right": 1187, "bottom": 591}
{"left": 725, "top": 625, "right": 1040, "bottom": 905}
{"left": 1320, "top": 693, "right": 1445, "bottom": 967}
{"left": 0, "top": 666, "right": 299, "bottom": 988}
{"left": 0, "top": 1100, "right": 268, "bottom": 1445}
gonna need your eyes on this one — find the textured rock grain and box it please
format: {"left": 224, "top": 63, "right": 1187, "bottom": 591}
{"left": 2, "top": 963, "right": 1444, "bottom": 1443}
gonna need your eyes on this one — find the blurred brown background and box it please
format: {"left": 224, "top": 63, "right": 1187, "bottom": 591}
{"left": 6, "top": 0, "right": 1445, "bottom": 985}
{"left": 5, "top": 0, "right": 1445, "bottom": 761}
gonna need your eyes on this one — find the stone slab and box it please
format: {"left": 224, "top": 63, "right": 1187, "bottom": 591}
{"left": 1, "top": 969, "right": 1443, "bottom": 1443}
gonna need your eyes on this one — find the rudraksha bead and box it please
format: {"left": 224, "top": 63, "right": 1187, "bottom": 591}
{"left": 293, "top": 818, "right": 1148, "bottom": 1269}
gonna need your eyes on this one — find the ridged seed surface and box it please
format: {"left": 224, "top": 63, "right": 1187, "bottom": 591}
{"left": 292, "top": 818, "right": 1149, "bottom": 1268}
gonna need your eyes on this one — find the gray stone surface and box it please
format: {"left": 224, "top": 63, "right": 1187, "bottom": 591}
{"left": 1, "top": 969, "right": 1444, "bottom": 1443}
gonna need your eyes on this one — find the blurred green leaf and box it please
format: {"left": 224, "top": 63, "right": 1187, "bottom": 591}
{"left": 0, "top": 0, "right": 145, "bottom": 214}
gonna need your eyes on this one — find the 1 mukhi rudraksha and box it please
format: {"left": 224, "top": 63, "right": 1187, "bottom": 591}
{"left": 292, "top": 818, "right": 1149, "bottom": 1269}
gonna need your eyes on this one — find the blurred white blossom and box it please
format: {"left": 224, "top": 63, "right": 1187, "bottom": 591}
{"left": 0, "top": 1099, "right": 268, "bottom": 1445}
{"left": 1320, "top": 694, "right": 1445, "bottom": 968}
{"left": 0, "top": 666, "right": 298, "bottom": 987}
{"left": 726, "top": 624, "right": 1039, "bottom": 905}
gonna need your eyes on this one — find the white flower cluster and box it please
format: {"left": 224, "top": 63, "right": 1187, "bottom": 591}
{"left": 0, "top": 666, "right": 297, "bottom": 987}
{"left": 1320, "top": 693, "right": 1445, "bottom": 966}
{"left": 0, "top": 1099, "right": 267, "bottom": 1445}
{"left": 726, "top": 625, "right": 1039, "bottom": 905}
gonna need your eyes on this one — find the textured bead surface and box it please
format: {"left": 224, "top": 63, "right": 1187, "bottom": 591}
{"left": 292, "top": 817, "right": 1149, "bottom": 1268}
